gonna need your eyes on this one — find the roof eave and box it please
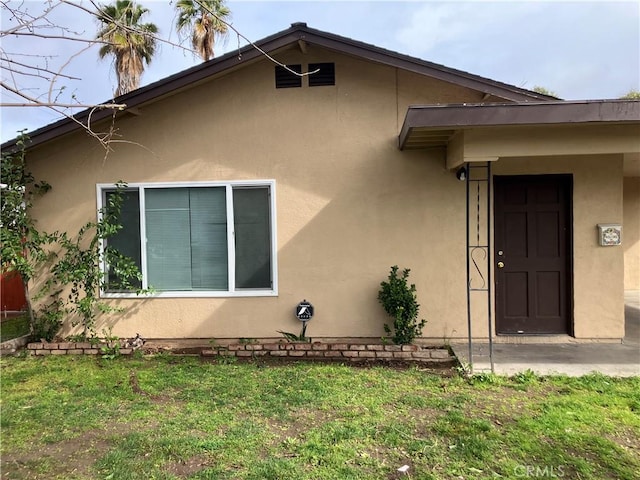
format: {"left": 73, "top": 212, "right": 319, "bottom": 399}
{"left": 399, "top": 100, "right": 640, "bottom": 150}
{"left": 2, "top": 27, "right": 306, "bottom": 151}
{"left": 3, "top": 23, "right": 553, "bottom": 151}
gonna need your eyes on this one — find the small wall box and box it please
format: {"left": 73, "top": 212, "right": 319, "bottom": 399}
{"left": 597, "top": 224, "right": 622, "bottom": 246}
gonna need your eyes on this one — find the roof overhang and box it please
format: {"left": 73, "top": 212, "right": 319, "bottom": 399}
{"left": 399, "top": 100, "right": 640, "bottom": 151}
{"left": 2, "top": 23, "right": 553, "bottom": 152}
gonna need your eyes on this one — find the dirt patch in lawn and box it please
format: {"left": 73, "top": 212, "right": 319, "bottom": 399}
{"left": 459, "top": 384, "right": 558, "bottom": 425}
{"left": 163, "top": 454, "right": 213, "bottom": 478}
{"left": 603, "top": 427, "right": 640, "bottom": 455}
{"left": 2, "top": 430, "right": 110, "bottom": 479}
{"left": 1, "top": 417, "right": 160, "bottom": 480}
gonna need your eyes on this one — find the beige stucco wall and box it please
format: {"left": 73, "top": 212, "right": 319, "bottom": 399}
{"left": 25, "top": 45, "right": 629, "bottom": 342}
{"left": 624, "top": 177, "right": 640, "bottom": 291}
{"left": 448, "top": 124, "right": 640, "bottom": 168}
{"left": 28, "top": 46, "right": 481, "bottom": 341}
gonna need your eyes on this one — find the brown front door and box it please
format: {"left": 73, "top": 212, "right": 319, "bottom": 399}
{"left": 494, "top": 175, "right": 572, "bottom": 334}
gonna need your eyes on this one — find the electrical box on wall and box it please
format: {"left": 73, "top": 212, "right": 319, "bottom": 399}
{"left": 597, "top": 224, "right": 622, "bottom": 246}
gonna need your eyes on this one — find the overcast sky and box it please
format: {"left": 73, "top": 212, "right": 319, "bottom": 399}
{"left": 1, "top": 0, "right": 639, "bottom": 142}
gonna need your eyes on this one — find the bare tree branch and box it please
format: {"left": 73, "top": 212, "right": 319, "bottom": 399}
{"left": 1, "top": 0, "right": 155, "bottom": 148}
{"left": 1, "top": 80, "right": 126, "bottom": 148}
{"left": 193, "top": 0, "right": 319, "bottom": 78}
{"left": 0, "top": 0, "right": 322, "bottom": 150}
{"left": 1, "top": 0, "right": 60, "bottom": 36}
{"left": 1, "top": 56, "right": 82, "bottom": 81}
{"left": 1, "top": 81, "right": 125, "bottom": 109}
{"left": 47, "top": 38, "right": 94, "bottom": 104}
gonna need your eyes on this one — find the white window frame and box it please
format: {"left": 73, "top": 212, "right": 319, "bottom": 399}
{"left": 97, "top": 180, "right": 278, "bottom": 298}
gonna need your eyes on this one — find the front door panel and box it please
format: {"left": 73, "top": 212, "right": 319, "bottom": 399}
{"left": 494, "top": 175, "right": 571, "bottom": 334}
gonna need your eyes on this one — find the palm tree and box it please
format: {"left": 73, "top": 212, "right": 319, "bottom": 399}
{"left": 96, "top": 1, "right": 158, "bottom": 96}
{"left": 175, "top": 0, "right": 230, "bottom": 62}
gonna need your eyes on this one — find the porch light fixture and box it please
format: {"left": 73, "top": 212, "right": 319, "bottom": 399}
{"left": 456, "top": 166, "right": 467, "bottom": 181}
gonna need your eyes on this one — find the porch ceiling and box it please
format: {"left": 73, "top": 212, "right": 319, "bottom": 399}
{"left": 399, "top": 100, "right": 640, "bottom": 151}
{"left": 401, "top": 128, "right": 456, "bottom": 149}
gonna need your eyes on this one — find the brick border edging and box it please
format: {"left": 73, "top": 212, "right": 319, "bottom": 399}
{"left": 203, "top": 342, "right": 453, "bottom": 363}
{"left": 25, "top": 341, "right": 454, "bottom": 363}
{"left": 26, "top": 342, "right": 134, "bottom": 356}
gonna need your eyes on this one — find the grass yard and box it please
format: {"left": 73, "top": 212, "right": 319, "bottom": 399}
{"left": 0, "top": 315, "right": 29, "bottom": 343}
{"left": 1, "top": 355, "right": 639, "bottom": 480}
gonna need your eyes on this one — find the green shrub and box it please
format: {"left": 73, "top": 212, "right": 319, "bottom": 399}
{"left": 32, "top": 299, "right": 63, "bottom": 341}
{"left": 377, "top": 265, "right": 426, "bottom": 344}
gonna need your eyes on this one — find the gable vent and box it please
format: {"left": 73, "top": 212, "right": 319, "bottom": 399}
{"left": 308, "top": 63, "right": 335, "bottom": 87}
{"left": 275, "top": 64, "right": 302, "bottom": 88}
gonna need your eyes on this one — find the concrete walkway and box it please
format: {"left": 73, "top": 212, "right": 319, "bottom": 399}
{"left": 624, "top": 289, "right": 640, "bottom": 347}
{"left": 451, "top": 290, "right": 640, "bottom": 377}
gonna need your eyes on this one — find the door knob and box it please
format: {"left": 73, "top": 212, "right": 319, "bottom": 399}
{"left": 497, "top": 261, "right": 505, "bottom": 269}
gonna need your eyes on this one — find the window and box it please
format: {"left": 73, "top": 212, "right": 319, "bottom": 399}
{"left": 99, "top": 181, "right": 277, "bottom": 297}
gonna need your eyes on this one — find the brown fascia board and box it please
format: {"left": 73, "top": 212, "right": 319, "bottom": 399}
{"left": 398, "top": 100, "right": 640, "bottom": 150}
{"left": 295, "top": 25, "right": 555, "bottom": 103}
{"left": 2, "top": 23, "right": 552, "bottom": 151}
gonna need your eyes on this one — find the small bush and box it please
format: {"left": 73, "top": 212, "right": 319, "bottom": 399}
{"left": 377, "top": 265, "right": 426, "bottom": 344}
{"left": 32, "top": 299, "right": 63, "bottom": 341}
{"left": 100, "top": 327, "right": 121, "bottom": 360}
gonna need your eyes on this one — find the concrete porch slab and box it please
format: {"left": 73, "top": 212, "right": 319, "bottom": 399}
{"left": 624, "top": 289, "right": 640, "bottom": 347}
{"left": 451, "top": 290, "right": 640, "bottom": 377}
{"left": 451, "top": 342, "right": 640, "bottom": 377}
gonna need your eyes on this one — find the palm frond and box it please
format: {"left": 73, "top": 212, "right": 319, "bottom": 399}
{"left": 174, "top": 0, "right": 231, "bottom": 61}
{"left": 96, "top": 0, "right": 158, "bottom": 95}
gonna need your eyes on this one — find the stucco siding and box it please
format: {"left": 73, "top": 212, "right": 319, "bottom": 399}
{"left": 624, "top": 177, "right": 640, "bottom": 291}
{"left": 24, "top": 46, "right": 630, "bottom": 342}
{"left": 27, "top": 48, "right": 470, "bottom": 340}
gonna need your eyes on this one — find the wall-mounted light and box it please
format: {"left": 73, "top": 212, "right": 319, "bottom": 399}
{"left": 456, "top": 167, "right": 467, "bottom": 181}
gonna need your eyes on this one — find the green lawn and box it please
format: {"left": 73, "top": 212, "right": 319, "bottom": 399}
{"left": 0, "top": 315, "right": 29, "bottom": 343}
{"left": 1, "top": 355, "right": 639, "bottom": 479}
